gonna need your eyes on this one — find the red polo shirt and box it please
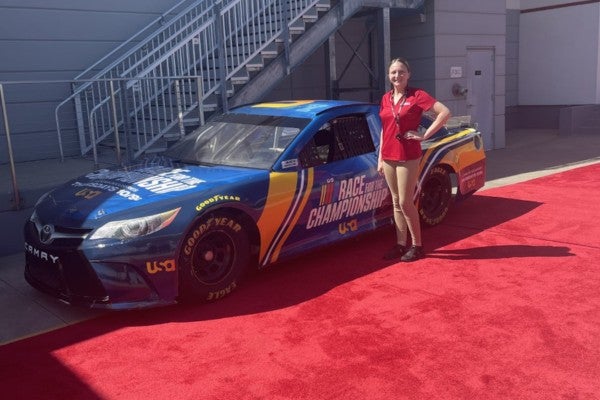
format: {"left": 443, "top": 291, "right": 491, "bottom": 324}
{"left": 379, "top": 87, "right": 436, "bottom": 161}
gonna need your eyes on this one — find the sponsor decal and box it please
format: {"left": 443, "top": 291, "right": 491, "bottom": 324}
{"left": 338, "top": 219, "right": 358, "bottom": 235}
{"left": 459, "top": 161, "right": 485, "bottom": 193}
{"left": 146, "top": 259, "right": 176, "bottom": 274}
{"left": 75, "top": 188, "right": 102, "bottom": 200}
{"left": 306, "top": 174, "right": 388, "bottom": 229}
{"left": 195, "top": 194, "right": 241, "bottom": 212}
{"left": 24, "top": 242, "right": 59, "bottom": 264}
{"left": 135, "top": 169, "right": 203, "bottom": 194}
{"left": 281, "top": 159, "right": 299, "bottom": 169}
{"left": 76, "top": 167, "right": 205, "bottom": 199}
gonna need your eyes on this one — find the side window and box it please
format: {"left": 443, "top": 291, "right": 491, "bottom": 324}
{"left": 299, "top": 114, "right": 376, "bottom": 168}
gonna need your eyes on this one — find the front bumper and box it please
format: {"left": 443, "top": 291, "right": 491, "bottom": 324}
{"left": 23, "top": 220, "right": 175, "bottom": 309}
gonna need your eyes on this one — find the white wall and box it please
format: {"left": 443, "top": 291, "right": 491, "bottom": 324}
{"left": 518, "top": 1, "right": 600, "bottom": 105}
{"left": 434, "top": 0, "right": 507, "bottom": 149}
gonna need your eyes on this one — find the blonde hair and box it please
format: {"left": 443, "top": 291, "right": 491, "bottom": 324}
{"left": 388, "top": 57, "right": 411, "bottom": 72}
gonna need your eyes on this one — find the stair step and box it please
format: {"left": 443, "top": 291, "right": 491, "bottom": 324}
{"left": 316, "top": 0, "right": 331, "bottom": 12}
{"left": 78, "top": 0, "right": 337, "bottom": 161}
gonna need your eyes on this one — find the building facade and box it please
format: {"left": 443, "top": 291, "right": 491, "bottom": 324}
{"left": 0, "top": 0, "right": 597, "bottom": 164}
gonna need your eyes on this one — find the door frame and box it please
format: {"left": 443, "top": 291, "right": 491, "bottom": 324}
{"left": 466, "top": 46, "right": 496, "bottom": 150}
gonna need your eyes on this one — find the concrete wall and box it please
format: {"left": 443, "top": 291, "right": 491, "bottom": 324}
{"left": 1, "top": 0, "right": 515, "bottom": 164}
{"left": 508, "top": 1, "right": 600, "bottom": 131}
{"left": 0, "top": 0, "right": 183, "bottom": 163}
{"left": 505, "top": 8, "right": 519, "bottom": 108}
{"left": 518, "top": 1, "right": 600, "bottom": 105}
{"left": 386, "top": 0, "right": 507, "bottom": 149}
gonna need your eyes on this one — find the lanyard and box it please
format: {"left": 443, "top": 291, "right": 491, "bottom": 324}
{"left": 390, "top": 90, "right": 407, "bottom": 132}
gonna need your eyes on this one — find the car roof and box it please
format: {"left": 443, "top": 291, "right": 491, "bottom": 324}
{"left": 230, "top": 100, "right": 375, "bottom": 119}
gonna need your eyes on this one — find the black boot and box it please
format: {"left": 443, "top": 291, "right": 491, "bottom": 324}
{"left": 401, "top": 245, "right": 424, "bottom": 262}
{"left": 383, "top": 244, "right": 406, "bottom": 260}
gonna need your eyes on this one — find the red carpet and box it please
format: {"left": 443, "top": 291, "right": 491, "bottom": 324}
{"left": 2, "top": 164, "right": 600, "bottom": 399}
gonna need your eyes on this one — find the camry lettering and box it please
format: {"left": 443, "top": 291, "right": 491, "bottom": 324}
{"left": 24, "top": 242, "right": 59, "bottom": 264}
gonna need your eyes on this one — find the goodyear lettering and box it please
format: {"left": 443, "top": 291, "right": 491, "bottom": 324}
{"left": 195, "top": 194, "right": 241, "bottom": 211}
{"left": 146, "top": 259, "right": 176, "bottom": 274}
{"left": 24, "top": 242, "right": 59, "bottom": 264}
{"left": 183, "top": 217, "right": 242, "bottom": 256}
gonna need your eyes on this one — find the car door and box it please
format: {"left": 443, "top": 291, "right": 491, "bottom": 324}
{"left": 263, "top": 111, "right": 392, "bottom": 262}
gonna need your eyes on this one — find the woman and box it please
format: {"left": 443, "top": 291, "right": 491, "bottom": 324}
{"left": 378, "top": 57, "right": 451, "bottom": 261}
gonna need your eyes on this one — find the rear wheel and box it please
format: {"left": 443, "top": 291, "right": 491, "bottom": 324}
{"left": 418, "top": 166, "right": 452, "bottom": 226}
{"left": 178, "top": 212, "right": 250, "bottom": 302}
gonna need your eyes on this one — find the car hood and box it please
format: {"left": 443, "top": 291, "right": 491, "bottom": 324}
{"left": 36, "top": 159, "right": 267, "bottom": 227}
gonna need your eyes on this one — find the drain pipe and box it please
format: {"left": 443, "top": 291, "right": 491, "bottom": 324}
{"left": 0, "top": 84, "right": 21, "bottom": 210}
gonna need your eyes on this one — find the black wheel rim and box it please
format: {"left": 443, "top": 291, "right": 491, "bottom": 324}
{"left": 190, "top": 231, "right": 235, "bottom": 285}
{"left": 421, "top": 176, "right": 450, "bottom": 218}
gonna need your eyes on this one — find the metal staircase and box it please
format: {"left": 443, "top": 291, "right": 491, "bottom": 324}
{"left": 55, "top": 0, "right": 423, "bottom": 164}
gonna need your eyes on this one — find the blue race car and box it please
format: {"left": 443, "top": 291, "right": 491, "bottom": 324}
{"left": 24, "top": 100, "right": 486, "bottom": 309}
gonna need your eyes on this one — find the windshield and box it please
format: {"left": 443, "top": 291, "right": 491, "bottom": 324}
{"left": 164, "top": 113, "right": 309, "bottom": 169}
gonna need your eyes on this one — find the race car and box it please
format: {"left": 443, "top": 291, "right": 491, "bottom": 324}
{"left": 24, "top": 100, "right": 486, "bottom": 309}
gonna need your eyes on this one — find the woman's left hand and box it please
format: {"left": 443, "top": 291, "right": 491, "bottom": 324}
{"left": 405, "top": 130, "right": 424, "bottom": 141}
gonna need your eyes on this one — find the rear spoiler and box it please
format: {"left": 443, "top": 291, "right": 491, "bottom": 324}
{"left": 445, "top": 115, "right": 473, "bottom": 129}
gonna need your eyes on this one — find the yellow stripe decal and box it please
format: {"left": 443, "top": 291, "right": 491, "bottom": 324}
{"left": 256, "top": 172, "right": 298, "bottom": 263}
{"left": 251, "top": 100, "right": 314, "bottom": 109}
{"left": 270, "top": 168, "right": 314, "bottom": 262}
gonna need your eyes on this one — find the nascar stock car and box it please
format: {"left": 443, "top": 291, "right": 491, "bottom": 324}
{"left": 24, "top": 100, "right": 486, "bottom": 309}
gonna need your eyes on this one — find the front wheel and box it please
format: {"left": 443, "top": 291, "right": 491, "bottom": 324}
{"left": 418, "top": 165, "right": 452, "bottom": 227}
{"left": 178, "top": 212, "right": 250, "bottom": 303}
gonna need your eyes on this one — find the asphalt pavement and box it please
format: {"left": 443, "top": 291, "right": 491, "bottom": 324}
{"left": 1, "top": 128, "right": 599, "bottom": 345}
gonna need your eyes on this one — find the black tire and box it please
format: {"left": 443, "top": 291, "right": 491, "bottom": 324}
{"left": 418, "top": 165, "right": 452, "bottom": 227}
{"left": 178, "top": 212, "right": 250, "bottom": 302}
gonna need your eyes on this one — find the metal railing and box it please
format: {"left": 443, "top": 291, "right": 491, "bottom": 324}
{"left": 55, "top": 0, "right": 328, "bottom": 161}
{"left": 0, "top": 84, "right": 20, "bottom": 209}
{"left": 1, "top": 76, "right": 208, "bottom": 211}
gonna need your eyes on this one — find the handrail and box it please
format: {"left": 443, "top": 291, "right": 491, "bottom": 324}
{"left": 84, "top": 75, "right": 207, "bottom": 165}
{"left": 54, "top": 0, "right": 218, "bottom": 127}
{"left": 73, "top": 0, "right": 202, "bottom": 82}
{"left": 56, "top": 0, "right": 328, "bottom": 161}
{"left": 0, "top": 84, "right": 21, "bottom": 210}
